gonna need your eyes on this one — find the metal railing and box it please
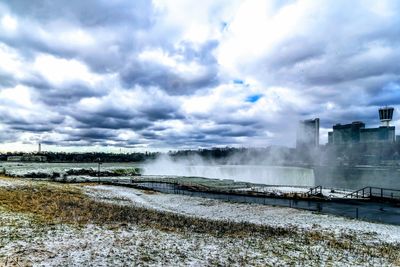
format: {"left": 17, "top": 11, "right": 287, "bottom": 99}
{"left": 344, "top": 186, "right": 400, "bottom": 200}
{"left": 307, "top": 185, "right": 322, "bottom": 196}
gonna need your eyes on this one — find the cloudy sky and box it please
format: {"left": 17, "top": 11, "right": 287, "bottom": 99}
{"left": 0, "top": 0, "right": 400, "bottom": 152}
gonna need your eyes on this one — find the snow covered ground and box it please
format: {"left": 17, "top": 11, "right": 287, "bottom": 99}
{"left": 87, "top": 185, "right": 400, "bottom": 244}
{"left": 3, "top": 210, "right": 395, "bottom": 267}
{"left": 237, "top": 185, "right": 351, "bottom": 198}
{"left": 0, "top": 176, "right": 30, "bottom": 188}
{"left": 0, "top": 178, "right": 399, "bottom": 266}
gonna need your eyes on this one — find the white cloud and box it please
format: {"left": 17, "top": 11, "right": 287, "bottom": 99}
{"left": 33, "top": 54, "right": 101, "bottom": 85}
{"left": 0, "top": 85, "right": 33, "bottom": 107}
{"left": 153, "top": 0, "right": 241, "bottom": 44}
{"left": 58, "top": 28, "right": 95, "bottom": 48}
{"left": 1, "top": 14, "right": 17, "bottom": 32}
{"left": 217, "top": 0, "right": 311, "bottom": 74}
{"left": 0, "top": 0, "right": 400, "bottom": 150}
{"left": 138, "top": 48, "right": 204, "bottom": 76}
{"left": 0, "top": 43, "right": 24, "bottom": 78}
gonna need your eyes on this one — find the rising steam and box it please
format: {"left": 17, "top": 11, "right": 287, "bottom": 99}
{"left": 142, "top": 153, "right": 315, "bottom": 187}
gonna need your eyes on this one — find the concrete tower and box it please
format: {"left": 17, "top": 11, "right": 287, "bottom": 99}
{"left": 379, "top": 107, "right": 394, "bottom": 127}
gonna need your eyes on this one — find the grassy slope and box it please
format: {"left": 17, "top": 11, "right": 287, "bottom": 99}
{"left": 0, "top": 177, "right": 399, "bottom": 266}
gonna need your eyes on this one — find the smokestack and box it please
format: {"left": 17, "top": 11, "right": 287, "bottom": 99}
{"left": 379, "top": 107, "right": 394, "bottom": 127}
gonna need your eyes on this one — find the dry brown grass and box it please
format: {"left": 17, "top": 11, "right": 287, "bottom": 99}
{"left": 0, "top": 183, "right": 290, "bottom": 237}
{"left": 0, "top": 181, "right": 399, "bottom": 265}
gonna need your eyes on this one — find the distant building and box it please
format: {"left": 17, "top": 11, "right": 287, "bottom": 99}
{"left": 328, "top": 107, "right": 396, "bottom": 145}
{"left": 7, "top": 155, "right": 47, "bottom": 162}
{"left": 296, "top": 118, "right": 320, "bottom": 149}
{"left": 7, "top": 156, "right": 22, "bottom": 162}
{"left": 360, "top": 126, "right": 395, "bottom": 143}
{"left": 329, "top": 121, "right": 365, "bottom": 145}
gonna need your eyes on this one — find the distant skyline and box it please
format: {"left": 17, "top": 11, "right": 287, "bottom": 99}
{"left": 1, "top": 0, "right": 400, "bottom": 152}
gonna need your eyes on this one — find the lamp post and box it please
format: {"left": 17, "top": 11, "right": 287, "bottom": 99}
{"left": 96, "top": 158, "right": 102, "bottom": 183}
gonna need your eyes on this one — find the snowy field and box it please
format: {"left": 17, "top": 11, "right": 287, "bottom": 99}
{"left": 0, "top": 178, "right": 399, "bottom": 266}
{"left": 87, "top": 185, "right": 400, "bottom": 244}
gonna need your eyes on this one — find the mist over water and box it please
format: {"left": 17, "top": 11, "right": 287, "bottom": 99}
{"left": 143, "top": 155, "right": 315, "bottom": 186}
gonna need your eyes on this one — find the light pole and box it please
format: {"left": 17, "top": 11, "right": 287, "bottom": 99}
{"left": 96, "top": 158, "right": 102, "bottom": 183}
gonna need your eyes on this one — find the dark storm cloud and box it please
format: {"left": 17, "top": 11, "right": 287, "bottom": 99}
{"left": 7, "top": 0, "right": 153, "bottom": 27}
{"left": 246, "top": 2, "right": 400, "bottom": 91}
{"left": 319, "top": 108, "right": 380, "bottom": 128}
{"left": 301, "top": 53, "right": 400, "bottom": 87}
{"left": 0, "top": 129, "right": 19, "bottom": 143}
{"left": 141, "top": 104, "right": 184, "bottom": 121}
{"left": 162, "top": 134, "right": 236, "bottom": 147}
{"left": 0, "top": 110, "right": 64, "bottom": 134}
{"left": 0, "top": 106, "right": 63, "bottom": 124}
{"left": 1, "top": 0, "right": 204, "bottom": 148}
{"left": 139, "top": 130, "right": 161, "bottom": 140}
{"left": 239, "top": 1, "right": 400, "bottom": 137}
{"left": 139, "top": 122, "right": 260, "bottom": 146}
{"left": 0, "top": 74, "right": 16, "bottom": 88}
{"left": 65, "top": 88, "right": 183, "bottom": 134}
{"left": 120, "top": 41, "right": 220, "bottom": 95}
{"left": 76, "top": 129, "right": 116, "bottom": 141}
{"left": 41, "top": 139, "right": 93, "bottom": 147}
{"left": 41, "top": 84, "right": 104, "bottom": 105}
{"left": 215, "top": 117, "right": 263, "bottom": 127}
{"left": 265, "top": 37, "right": 326, "bottom": 70}
{"left": 10, "top": 124, "right": 53, "bottom": 133}
{"left": 1, "top": 0, "right": 155, "bottom": 74}
{"left": 260, "top": 39, "right": 400, "bottom": 92}
{"left": 120, "top": 61, "right": 218, "bottom": 95}
{"left": 201, "top": 125, "right": 260, "bottom": 137}
{"left": 179, "top": 41, "right": 219, "bottom": 64}
{"left": 23, "top": 77, "right": 105, "bottom": 105}
{"left": 140, "top": 120, "right": 264, "bottom": 148}
{"left": 1, "top": 0, "right": 400, "bottom": 149}
{"left": 369, "top": 83, "right": 400, "bottom": 106}
{"left": 71, "top": 113, "right": 151, "bottom": 131}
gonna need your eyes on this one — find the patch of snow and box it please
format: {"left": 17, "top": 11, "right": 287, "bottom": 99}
{"left": 237, "top": 185, "right": 352, "bottom": 198}
{"left": 87, "top": 185, "right": 400, "bottom": 244}
{"left": 0, "top": 179, "right": 399, "bottom": 266}
{"left": 0, "top": 177, "right": 30, "bottom": 188}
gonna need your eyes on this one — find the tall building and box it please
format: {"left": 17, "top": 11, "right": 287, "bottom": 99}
{"left": 296, "top": 118, "right": 320, "bottom": 149}
{"left": 328, "top": 107, "right": 395, "bottom": 145}
{"left": 329, "top": 121, "right": 365, "bottom": 145}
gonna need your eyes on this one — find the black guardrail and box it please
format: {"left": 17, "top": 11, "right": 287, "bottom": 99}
{"left": 131, "top": 181, "right": 400, "bottom": 225}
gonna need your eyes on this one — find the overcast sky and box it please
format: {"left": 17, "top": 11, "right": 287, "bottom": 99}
{"left": 0, "top": 0, "right": 400, "bottom": 152}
